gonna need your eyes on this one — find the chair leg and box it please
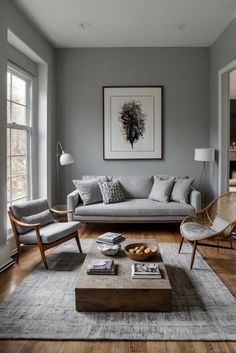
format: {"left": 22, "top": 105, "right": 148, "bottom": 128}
{"left": 15, "top": 243, "right": 20, "bottom": 264}
{"left": 178, "top": 237, "right": 184, "bottom": 253}
{"left": 190, "top": 241, "right": 198, "bottom": 270}
{"left": 75, "top": 232, "right": 82, "bottom": 253}
{"left": 38, "top": 246, "right": 48, "bottom": 270}
{"left": 230, "top": 237, "right": 234, "bottom": 249}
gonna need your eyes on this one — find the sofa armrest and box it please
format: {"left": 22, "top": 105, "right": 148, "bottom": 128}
{"left": 189, "top": 188, "right": 201, "bottom": 212}
{"left": 67, "top": 190, "right": 80, "bottom": 221}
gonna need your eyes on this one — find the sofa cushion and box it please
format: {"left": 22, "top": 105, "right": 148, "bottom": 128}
{"left": 98, "top": 180, "right": 125, "bottom": 204}
{"left": 19, "top": 221, "right": 80, "bottom": 244}
{"left": 73, "top": 179, "right": 102, "bottom": 205}
{"left": 75, "top": 199, "right": 193, "bottom": 217}
{"left": 170, "top": 178, "right": 194, "bottom": 204}
{"left": 149, "top": 177, "right": 175, "bottom": 202}
{"left": 10, "top": 199, "right": 52, "bottom": 234}
{"left": 112, "top": 176, "right": 153, "bottom": 199}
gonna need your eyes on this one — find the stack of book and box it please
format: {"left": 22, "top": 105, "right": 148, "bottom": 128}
{"left": 96, "top": 232, "right": 126, "bottom": 245}
{"left": 131, "top": 262, "right": 162, "bottom": 279}
{"left": 87, "top": 259, "right": 116, "bottom": 275}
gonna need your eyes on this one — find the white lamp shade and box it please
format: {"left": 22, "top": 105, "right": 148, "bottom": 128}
{"left": 60, "top": 152, "right": 74, "bottom": 166}
{"left": 194, "top": 148, "right": 215, "bottom": 162}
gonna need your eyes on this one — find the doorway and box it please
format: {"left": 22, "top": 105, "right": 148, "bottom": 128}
{"left": 218, "top": 60, "right": 236, "bottom": 195}
{"left": 229, "top": 70, "right": 236, "bottom": 191}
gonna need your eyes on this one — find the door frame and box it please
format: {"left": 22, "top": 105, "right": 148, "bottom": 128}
{"left": 218, "top": 60, "right": 236, "bottom": 195}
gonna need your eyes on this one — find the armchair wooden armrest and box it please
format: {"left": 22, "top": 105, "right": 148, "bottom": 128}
{"left": 50, "top": 208, "right": 73, "bottom": 215}
{"left": 8, "top": 211, "right": 40, "bottom": 228}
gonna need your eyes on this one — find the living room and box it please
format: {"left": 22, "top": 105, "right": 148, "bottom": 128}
{"left": 0, "top": 0, "right": 236, "bottom": 352}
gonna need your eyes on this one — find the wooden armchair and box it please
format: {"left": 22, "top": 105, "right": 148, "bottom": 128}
{"left": 8, "top": 199, "right": 82, "bottom": 269}
{"left": 179, "top": 192, "right": 236, "bottom": 269}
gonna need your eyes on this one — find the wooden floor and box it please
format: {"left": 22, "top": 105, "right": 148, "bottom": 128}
{"left": 0, "top": 223, "right": 236, "bottom": 353}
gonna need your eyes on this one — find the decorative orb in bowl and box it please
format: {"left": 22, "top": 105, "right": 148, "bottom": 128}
{"left": 124, "top": 242, "right": 158, "bottom": 261}
{"left": 96, "top": 243, "right": 121, "bottom": 256}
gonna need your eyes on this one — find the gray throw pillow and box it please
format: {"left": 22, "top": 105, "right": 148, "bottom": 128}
{"left": 20, "top": 209, "right": 54, "bottom": 234}
{"left": 73, "top": 179, "right": 103, "bottom": 205}
{"left": 149, "top": 177, "right": 175, "bottom": 202}
{"left": 98, "top": 180, "right": 125, "bottom": 204}
{"left": 170, "top": 178, "right": 194, "bottom": 204}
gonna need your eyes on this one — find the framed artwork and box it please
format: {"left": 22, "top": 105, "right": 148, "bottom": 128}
{"left": 103, "top": 86, "right": 163, "bottom": 160}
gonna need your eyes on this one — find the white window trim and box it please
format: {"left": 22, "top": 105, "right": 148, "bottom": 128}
{"left": 7, "top": 63, "right": 37, "bottom": 235}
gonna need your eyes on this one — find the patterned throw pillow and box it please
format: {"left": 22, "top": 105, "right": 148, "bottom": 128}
{"left": 98, "top": 180, "right": 125, "bottom": 204}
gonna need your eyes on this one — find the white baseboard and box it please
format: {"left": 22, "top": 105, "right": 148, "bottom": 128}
{"left": 0, "top": 243, "right": 15, "bottom": 272}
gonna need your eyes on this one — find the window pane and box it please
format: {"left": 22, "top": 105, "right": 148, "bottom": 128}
{"left": 7, "top": 72, "right": 11, "bottom": 100}
{"left": 11, "top": 175, "right": 27, "bottom": 200}
{"left": 7, "top": 128, "right": 10, "bottom": 157}
{"left": 11, "top": 156, "right": 27, "bottom": 177}
{"left": 7, "top": 101, "right": 11, "bottom": 122}
{"left": 11, "top": 129, "right": 27, "bottom": 156}
{"left": 12, "top": 74, "right": 26, "bottom": 105}
{"left": 12, "top": 103, "right": 27, "bottom": 125}
{"left": 7, "top": 179, "right": 11, "bottom": 202}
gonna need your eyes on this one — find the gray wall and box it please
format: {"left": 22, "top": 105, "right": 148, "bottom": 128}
{"left": 56, "top": 47, "right": 209, "bottom": 203}
{"left": 0, "top": 0, "right": 55, "bottom": 251}
{"left": 210, "top": 19, "right": 236, "bottom": 197}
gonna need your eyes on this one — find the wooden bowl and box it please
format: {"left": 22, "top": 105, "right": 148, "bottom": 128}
{"left": 124, "top": 242, "right": 158, "bottom": 261}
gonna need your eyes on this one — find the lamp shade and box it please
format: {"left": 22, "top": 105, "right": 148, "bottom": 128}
{"left": 194, "top": 148, "right": 215, "bottom": 162}
{"left": 60, "top": 152, "right": 74, "bottom": 166}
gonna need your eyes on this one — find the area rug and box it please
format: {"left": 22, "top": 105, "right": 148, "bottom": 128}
{"left": 0, "top": 239, "right": 235, "bottom": 341}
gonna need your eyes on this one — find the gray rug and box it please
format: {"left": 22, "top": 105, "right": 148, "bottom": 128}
{"left": 0, "top": 239, "right": 236, "bottom": 341}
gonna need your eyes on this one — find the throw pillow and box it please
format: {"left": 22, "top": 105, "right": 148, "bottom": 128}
{"left": 20, "top": 209, "right": 54, "bottom": 234}
{"left": 170, "top": 178, "right": 194, "bottom": 204}
{"left": 73, "top": 179, "right": 103, "bottom": 205}
{"left": 210, "top": 215, "right": 230, "bottom": 232}
{"left": 98, "top": 180, "right": 125, "bottom": 204}
{"left": 149, "top": 177, "right": 175, "bottom": 202}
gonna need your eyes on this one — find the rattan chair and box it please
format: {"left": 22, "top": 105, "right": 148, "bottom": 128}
{"left": 179, "top": 192, "right": 236, "bottom": 269}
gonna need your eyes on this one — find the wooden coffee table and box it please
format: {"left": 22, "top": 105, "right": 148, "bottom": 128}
{"left": 75, "top": 238, "right": 172, "bottom": 312}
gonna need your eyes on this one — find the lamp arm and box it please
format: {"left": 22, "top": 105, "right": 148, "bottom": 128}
{"left": 56, "top": 141, "right": 64, "bottom": 155}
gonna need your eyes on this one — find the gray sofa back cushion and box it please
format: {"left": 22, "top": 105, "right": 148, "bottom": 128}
{"left": 10, "top": 199, "right": 53, "bottom": 234}
{"left": 112, "top": 176, "right": 153, "bottom": 199}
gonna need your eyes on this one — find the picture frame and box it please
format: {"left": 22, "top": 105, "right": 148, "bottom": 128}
{"left": 103, "top": 86, "right": 163, "bottom": 160}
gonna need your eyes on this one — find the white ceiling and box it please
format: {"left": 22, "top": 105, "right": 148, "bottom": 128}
{"left": 15, "top": 0, "right": 236, "bottom": 48}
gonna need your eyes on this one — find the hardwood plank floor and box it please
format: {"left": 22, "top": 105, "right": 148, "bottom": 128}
{"left": 0, "top": 223, "right": 235, "bottom": 353}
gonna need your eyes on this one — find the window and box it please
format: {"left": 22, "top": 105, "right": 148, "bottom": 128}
{"left": 7, "top": 64, "right": 35, "bottom": 231}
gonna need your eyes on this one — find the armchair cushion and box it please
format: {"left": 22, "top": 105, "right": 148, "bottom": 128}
{"left": 181, "top": 222, "right": 215, "bottom": 241}
{"left": 19, "top": 221, "right": 80, "bottom": 244}
{"left": 11, "top": 199, "right": 52, "bottom": 234}
{"left": 210, "top": 216, "right": 230, "bottom": 232}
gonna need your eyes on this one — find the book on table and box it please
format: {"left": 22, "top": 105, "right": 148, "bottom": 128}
{"left": 96, "top": 232, "right": 126, "bottom": 245}
{"left": 87, "top": 259, "right": 116, "bottom": 275}
{"left": 131, "top": 262, "right": 162, "bottom": 279}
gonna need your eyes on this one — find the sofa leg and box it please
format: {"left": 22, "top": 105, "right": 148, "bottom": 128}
{"left": 178, "top": 237, "right": 184, "bottom": 253}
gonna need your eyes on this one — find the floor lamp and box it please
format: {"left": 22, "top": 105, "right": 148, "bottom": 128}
{"left": 56, "top": 141, "right": 75, "bottom": 180}
{"left": 194, "top": 148, "right": 215, "bottom": 206}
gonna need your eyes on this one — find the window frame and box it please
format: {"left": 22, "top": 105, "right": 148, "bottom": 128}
{"left": 7, "top": 62, "right": 37, "bottom": 233}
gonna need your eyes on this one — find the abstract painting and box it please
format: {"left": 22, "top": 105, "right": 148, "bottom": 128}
{"left": 103, "top": 86, "right": 163, "bottom": 159}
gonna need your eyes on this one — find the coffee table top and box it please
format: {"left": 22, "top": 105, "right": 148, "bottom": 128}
{"left": 76, "top": 238, "right": 171, "bottom": 290}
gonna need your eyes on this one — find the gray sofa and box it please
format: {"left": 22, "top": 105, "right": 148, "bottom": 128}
{"left": 67, "top": 175, "right": 201, "bottom": 223}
